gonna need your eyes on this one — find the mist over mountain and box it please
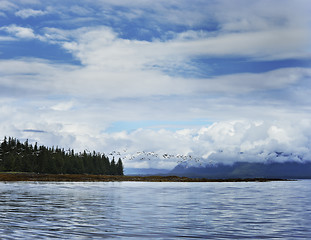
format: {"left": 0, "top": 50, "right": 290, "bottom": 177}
{"left": 169, "top": 150, "right": 311, "bottom": 179}
{"left": 170, "top": 160, "right": 311, "bottom": 179}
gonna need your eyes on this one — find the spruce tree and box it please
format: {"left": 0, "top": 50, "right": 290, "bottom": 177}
{"left": 116, "top": 158, "right": 124, "bottom": 176}
{"left": 110, "top": 157, "right": 116, "bottom": 175}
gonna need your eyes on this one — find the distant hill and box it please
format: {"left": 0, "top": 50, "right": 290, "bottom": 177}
{"left": 124, "top": 168, "right": 171, "bottom": 176}
{"left": 170, "top": 161, "right": 311, "bottom": 179}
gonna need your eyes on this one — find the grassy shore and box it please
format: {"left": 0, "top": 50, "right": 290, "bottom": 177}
{"left": 0, "top": 172, "right": 289, "bottom": 182}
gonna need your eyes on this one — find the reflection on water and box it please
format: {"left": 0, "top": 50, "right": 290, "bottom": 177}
{"left": 1, "top": 181, "right": 311, "bottom": 239}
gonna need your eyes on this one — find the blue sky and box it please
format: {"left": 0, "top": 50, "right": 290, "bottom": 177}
{"left": 0, "top": 0, "right": 311, "bottom": 169}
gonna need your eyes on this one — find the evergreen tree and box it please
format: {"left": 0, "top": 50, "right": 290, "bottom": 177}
{"left": 116, "top": 158, "right": 124, "bottom": 176}
{"left": 0, "top": 136, "right": 124, "bottom": 175}
{"left": 110, "top": 157, "right": 117, "bottom": 175}
{"left": 102, "top": 154, "right": 111, "bottom": 175}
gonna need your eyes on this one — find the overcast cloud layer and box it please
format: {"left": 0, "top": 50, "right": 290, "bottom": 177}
{"left": 0, "top": 0, "right": 311, "bottom": 169}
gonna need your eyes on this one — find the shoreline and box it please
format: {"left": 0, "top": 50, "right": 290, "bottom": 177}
{"left": 0, "top": 172, "right": 290, "bottom": 182}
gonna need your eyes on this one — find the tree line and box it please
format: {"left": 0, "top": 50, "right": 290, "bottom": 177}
{"left": 0, "top": 137, "right": 123, "bottom": 175}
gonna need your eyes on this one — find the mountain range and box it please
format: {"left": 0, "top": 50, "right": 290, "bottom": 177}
{"left": 169, "top": 161, "right": 311, "bottom": 179}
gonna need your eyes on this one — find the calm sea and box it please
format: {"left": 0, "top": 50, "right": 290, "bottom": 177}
{"left": 0, "top": 180, "right": 311, "bottom": 239}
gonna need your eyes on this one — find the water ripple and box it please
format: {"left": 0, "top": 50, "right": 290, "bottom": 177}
{"left": 0, "top": 181, "right": 311, "bottom": 239}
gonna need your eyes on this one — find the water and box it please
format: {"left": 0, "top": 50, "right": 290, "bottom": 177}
{"left": 0, "top": 180, "right": 311, "bottom": 239}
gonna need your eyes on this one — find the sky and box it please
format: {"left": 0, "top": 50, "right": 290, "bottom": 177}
{"left": 0, "top": 0, "right": 311, "bottom": 169}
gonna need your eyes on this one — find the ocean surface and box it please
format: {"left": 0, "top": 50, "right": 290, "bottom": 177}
{"left": 0, "top": 180, "right": 311, "bottom": 239}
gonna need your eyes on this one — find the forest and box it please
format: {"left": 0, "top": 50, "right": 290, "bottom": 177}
{"left": 0, "top": 137, "right": 123, "bottom": 175}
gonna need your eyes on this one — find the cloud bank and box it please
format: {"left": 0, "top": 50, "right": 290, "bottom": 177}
{"left": 3, "top": 119, "right": 311, "bottom": 169}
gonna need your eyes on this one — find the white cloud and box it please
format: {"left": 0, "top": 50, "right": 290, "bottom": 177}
{"left": 1, "top": 79, "right": 311, "bottom": 169}
{"left": 1, "top": 57, "right": 310, "bottom": 123}
{"left": 17, "top": 25, "right": 303, "bottom": 101}
{"left": 53, "top": 26, "right": 310, "bottom": 84}
{"left": 69, "top": 5, "right": 93, "bottom": 16}
{"left": 51, "top": 101, "right": 75, "bottom": 111}
{"left": 77, "top": 0, "right": 311, "bottom": 60}
{"left": 211, "top": 0, "right": 310, "bottom": 32}
{"left": 200, "top": 68, "right": 311, "bottom": 94}
{"left": 0, "top": 1, "right": 17, "bottom": 11}
{"left": 7, "top": 23, "right": 308, "bottom": 63}
{"left": 15, "top": 8, "right": 47, "bottom": 19}
{"left": 167, "top": 28, "right": 310, "bottom": 60}
{"left": 0, "top": 25, "right": 36, "bottom": 39}
{"left": 2, "top": 57, "right": 309, "bottom": 105}
{"left": 72, "top": 120, "right": 311, "bottom": 168}
{"left": 1, "top": 95, "right": 311, "bottom": 169}
{"left": 0, "top": 36, "right": 15, "bottom": 41}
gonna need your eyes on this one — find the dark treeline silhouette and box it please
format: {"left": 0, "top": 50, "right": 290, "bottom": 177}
{"left": 0, "top": 137, "right": 123, "bottom": 175}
